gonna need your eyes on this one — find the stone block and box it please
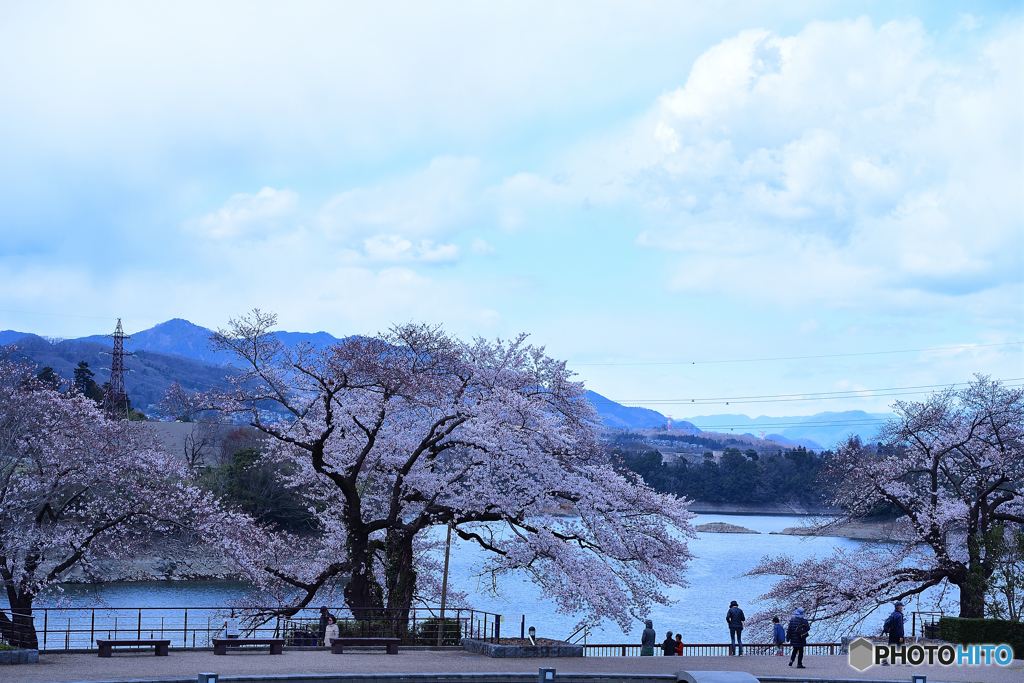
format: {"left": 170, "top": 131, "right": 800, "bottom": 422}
{"left": 461, "top": 638, "right": 583, "bottom": 658}
{"left": 0, "top": 648, "right": 39, "bottom": 665}
{"left": 676, "top": 672, "right": 759, "bottom": 683}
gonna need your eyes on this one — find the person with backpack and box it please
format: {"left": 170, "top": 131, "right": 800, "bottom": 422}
{"left": 772, "top": 616, "right": 786, "bottom": 656}
{"left": 726, "top": 600, "right": 745, "bottom": 656}
{"left": 786, "top": 607, "right": 810, "bottom": 669}
{"left": 880, "top": 601, "right": 905, "bottom": 666}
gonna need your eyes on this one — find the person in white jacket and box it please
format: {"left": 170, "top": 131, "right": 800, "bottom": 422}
{"left": 324, "top": 616, "right": 339, "bottom": 645}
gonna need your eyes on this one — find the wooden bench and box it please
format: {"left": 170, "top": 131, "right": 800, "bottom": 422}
{"left": 212, "top": 637, "right": 285, "bottom": 655}
{"left": 330, "top": 637, "right": 400, "bottom": 654}
{"left": 96, "top": 638, "right": 170, "bottom": 657}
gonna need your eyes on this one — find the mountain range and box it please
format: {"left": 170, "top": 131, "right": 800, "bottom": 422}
{"left": 1, "top": 319, "right": 893, "bottom": 446}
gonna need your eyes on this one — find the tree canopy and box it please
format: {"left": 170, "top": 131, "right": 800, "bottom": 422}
{"left": 746, "top": 376, "right": 1024, "bottom": 632}
{"left": 182, "top": 311, "right": 696, "bottom": 631}
{"left": 0, "top": 353, "right": 237, "bottom": 648}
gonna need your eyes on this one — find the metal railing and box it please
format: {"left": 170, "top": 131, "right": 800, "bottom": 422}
{"left": 2, "top": 606, "right": 501, "bottom": 652}
{"left": 583, "top": 642, "right": 842, "bottom": 657}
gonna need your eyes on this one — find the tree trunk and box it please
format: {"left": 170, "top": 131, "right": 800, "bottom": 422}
{"left": 957, "top": 580, "right": 986, "bottom": 618}
{"left": 0, "top": 593, "right": 39, "bottom": 650}
{"left": 343, "top": 534, "right": 384, "bottom": 619}
{"left": 384, "top": 530, "right": 417, "bottom": 637}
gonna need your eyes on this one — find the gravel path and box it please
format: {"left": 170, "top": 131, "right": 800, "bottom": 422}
{"left": 4, "top": 649, "right": 1021, "bottom": 683}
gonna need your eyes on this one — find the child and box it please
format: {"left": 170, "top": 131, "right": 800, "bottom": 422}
{"left": 674, "top": 633, "right": 685, "bottom": 656}
{"left": 773, "top": 616, "right": 785, "bottom": 656}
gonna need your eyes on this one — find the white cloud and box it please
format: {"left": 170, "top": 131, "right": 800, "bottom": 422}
{"left": 318, "top": 157, "right": 481, "bottom": 241}
{"left": 600, "top": 18, "right": 1023, "bottom": 309}
{"left": 470, "top": 238, "right": 495, "bottom": 255}
{"left": 186, "top": 187, "right": 298, "bottom": 239}
{"left": 362, "top": 235, "right": 460, "bottom": 264}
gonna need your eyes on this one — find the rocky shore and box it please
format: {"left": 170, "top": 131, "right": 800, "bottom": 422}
{"left": 694, "top": 522, "right": 759, "bottom": 534}
{"left": 688, "top": 501, "right": 837, "bottom": 515}
{"left": 770, "top": 519, "right": 913, "bottom": 542}
{"left": 61, "top": 540, "right": 239, "bottom": 583}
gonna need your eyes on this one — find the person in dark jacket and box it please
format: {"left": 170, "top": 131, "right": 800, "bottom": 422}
{"left": 640, "top": 619, "right": 656, "bottom": 656}
{"left": 772, "top": 616, "right": 786, "bottom": 656}
{"left": 786, "top": 607, "right": 810, "bottom": 669}
{"left": 318, "top": 606, "right": 336, "bottom": 645}
{"left": 726, "top": 600, "right": 745, "bottom": 655}
{"left": 881, "top": 601, "right": 905, "bottom": 666}
{"left": 661, "top": 631, "right": 676, "bottom": 656}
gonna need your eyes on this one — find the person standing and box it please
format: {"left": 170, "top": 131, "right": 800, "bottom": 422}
{"left": 640, "top": 619, "right": 656, "bottom": 656}
{"left": 324, "top": 616, "right": 339, "bottom": 645}
{"left": 881, "top": 601, "right": 905, "bottom": 666}
{"left": 661, "top": 631, "right": 676, "bottom": 656}
{"left": 726, "top": 600, "right": 745, "bottom": 656}
{"left": 786, "top": 607, "right": 810, "bottom": 669}
{"left": 674, "top": 633, "right": 685, "bottom": 655}
{"left": 772, "top": 616, "right": 786, "bottom": 656}
{"left": 318, "top": 606, "right": 336, "bottom": 645}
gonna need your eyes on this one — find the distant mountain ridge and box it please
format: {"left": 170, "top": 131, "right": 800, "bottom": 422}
{"left": 2, "top": 319, "right": 895, "bottom": 445}
{"left": 678, "top": 411, "right": 895, "bottom": 449}
{"left": 51, "top": 318, "right": 342, "bottom": 365}
{"left": 586, "top": 391, "right": 690, "bottom": 431}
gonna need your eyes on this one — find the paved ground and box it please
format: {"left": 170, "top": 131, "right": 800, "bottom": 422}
{"left": 5, "top": 650, "right": 1022, "bottom": 683}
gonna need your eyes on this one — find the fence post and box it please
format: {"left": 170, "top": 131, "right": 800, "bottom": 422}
{"left": 184, "top": 610, "right": 188, "bottom": 647}
{"left": 495, "top": 614, "right": 500, "bottom": 642}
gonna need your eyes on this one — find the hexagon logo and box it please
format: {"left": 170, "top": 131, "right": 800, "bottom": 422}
{"left": 849, "top": 637, "right": 875, "bottom": 671}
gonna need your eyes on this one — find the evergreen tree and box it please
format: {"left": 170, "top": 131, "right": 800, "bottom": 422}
{"left": 35, "top": 366, "right": 60, "bottom": 389}
{"left": 74, "top": 361, "right": 105, "bottom": 404}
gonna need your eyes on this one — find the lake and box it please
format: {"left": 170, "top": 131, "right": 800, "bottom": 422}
{"left": 22, "top": 514, "right": 894, "bottom": 646}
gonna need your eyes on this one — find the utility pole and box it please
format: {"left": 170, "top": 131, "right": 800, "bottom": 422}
{"left": 437, "top": 524, "right": 452, "bottom": 646}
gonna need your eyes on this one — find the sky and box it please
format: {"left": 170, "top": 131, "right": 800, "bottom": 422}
{"left": 1, "top": 1, "right": 1021, "bottom": 419}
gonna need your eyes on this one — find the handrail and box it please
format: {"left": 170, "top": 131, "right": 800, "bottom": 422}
{"left": 5, "top": 605, "right": 503, "bottom": 652}
{"left": 565, "top": 625, "right": 591, "bottom": 644}
{"left": 583, "top": 642, "right": 842, "bottom": 657}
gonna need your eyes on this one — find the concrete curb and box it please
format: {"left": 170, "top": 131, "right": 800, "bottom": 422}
{"left": 0, "top": 649, "right": 40, "bottom": 664}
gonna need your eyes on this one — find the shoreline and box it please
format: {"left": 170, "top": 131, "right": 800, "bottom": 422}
{"left": 54, "top": 507, "right": 895, "bottom": 586}
{"left": 687, "top": 501, "right": 837, "bottom": 516}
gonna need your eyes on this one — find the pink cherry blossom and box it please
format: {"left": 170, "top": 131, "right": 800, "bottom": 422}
{"left": 746, "top": 376, "right": 1024, "bottom": 635}
{"left": 188, "top": 311, "right": 696, "bottom": 632}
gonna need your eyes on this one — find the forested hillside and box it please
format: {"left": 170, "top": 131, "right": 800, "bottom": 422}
{"left": 3, "top": 334, "right": 236, "bottom": 413}
{"left": 611, "top": 434, "right": 830, "bottom": 505}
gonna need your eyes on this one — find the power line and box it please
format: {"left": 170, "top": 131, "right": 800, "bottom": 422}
{"left": 681, "top": 419, "right": 888, "bottom": 430}
{"left": 572, "top": 341, "right": 1023, "bottom": 367}
{"left": 609, "top": 379, "right": 1024, "bottom": 407}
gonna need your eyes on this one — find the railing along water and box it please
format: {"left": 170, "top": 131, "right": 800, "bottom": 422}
{"left": 7, "top": 606, "right": 501, "bottom": 652}
{"left": 583, "top": 643, "right": 841, "bottom": 657}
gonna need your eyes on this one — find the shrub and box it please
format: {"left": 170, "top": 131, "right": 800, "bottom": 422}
{"left": 939, "top": 617, "right": 1023, "bottom": 659}
{"left": 415, "top": 618, "right": 462, "bottom": 645}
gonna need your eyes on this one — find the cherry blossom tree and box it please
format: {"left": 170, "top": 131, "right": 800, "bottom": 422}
{"left": 0, "top": 354, "right": 237, "bottom": 649}
{"left": 746, "top": 376, "right": 1024, "bottom": 632}
{"left": 189, "top": 311, "right": 696, "bottom": 632}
